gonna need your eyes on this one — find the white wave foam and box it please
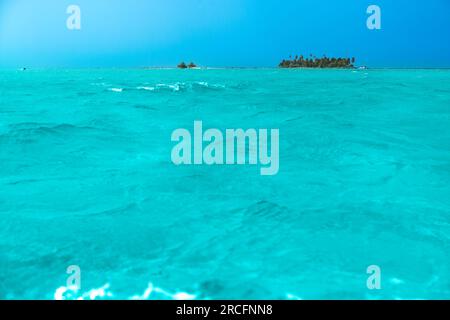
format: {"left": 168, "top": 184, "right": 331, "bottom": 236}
{"left": 134, "top": 81, "right": 225, "bottom": 93}
{"left": 193, "top": 81, "right": 225, "bottom": 89}
{"left": 156, "top": 83, "right": 181, "bottom": 91}
{"left": 137, "top": 86, "right": 155, "bottom": 91}
{"left": 54, "top": 283, "right": 113, "bottom": 300}
{"left": 54, "top": 282, "right": 195, "bottom": 300}
{"left": 90, "top": 82, "right": 108, "bottom": 87}
{"left": 286, "top": 293, "right": 302, "bottom": 300}
{"left": 109, "top": 88, "right": 123, "bottom": 92}
{"left": 129, "top": 282, "right": 154, "bottom": 300}
{"left": 129, "top": 282, "right": 196, "bottom": 300}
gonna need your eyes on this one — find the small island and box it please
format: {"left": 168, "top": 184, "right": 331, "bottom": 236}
{"left": 279, "top": 55, "right": 355, "bottom": 69}
{"left": 178, "top": 62, "right": 198, "bottom": 69}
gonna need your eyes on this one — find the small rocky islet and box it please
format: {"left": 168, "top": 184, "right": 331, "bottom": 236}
{"left": 177, "top": 62, "right": 197, "bottom": 69}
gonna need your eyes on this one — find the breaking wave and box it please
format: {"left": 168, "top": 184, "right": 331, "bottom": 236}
{"left": 102, "top": 81, "right": 227, "bottom": 94}
{"left": 108, "top": 88, "right": 123, "bottom": 93}
{"left": 54, "top": 282, "right": 197, "bottom": 300}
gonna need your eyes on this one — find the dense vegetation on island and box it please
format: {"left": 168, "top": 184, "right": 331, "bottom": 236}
{"left": 279, "top": 55, "right": 356, "bottom": 68}
{"left": 178, "top": 62, "right": 197, "bottom": 69}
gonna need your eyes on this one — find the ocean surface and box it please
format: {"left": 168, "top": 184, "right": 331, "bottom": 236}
{"left": 0, "top": 68, "right": 449, "bottom": 299}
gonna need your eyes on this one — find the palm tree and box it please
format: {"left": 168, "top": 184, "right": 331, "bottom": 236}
{"left": 278, "top": 54, "right": 356, "bottom": 69}
{"left": 178, "top": 62, "right": 187, "bottom": 69}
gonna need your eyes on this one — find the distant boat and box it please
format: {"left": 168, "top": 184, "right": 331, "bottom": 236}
{"left": 21, "top": 67, "right": 27, "bottom": 71}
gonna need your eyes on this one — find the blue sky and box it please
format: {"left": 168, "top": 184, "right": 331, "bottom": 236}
{"left": 0, "top": 0, "right": 449, "bottom": 68}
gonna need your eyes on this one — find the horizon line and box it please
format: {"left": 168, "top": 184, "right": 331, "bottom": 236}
{"left": 3, "top": 66, "right": 450, "bottom": 70}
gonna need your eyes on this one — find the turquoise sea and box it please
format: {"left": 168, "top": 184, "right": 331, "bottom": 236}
{"left": 0, "top": 68, "right": 449, "bottom": 299}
